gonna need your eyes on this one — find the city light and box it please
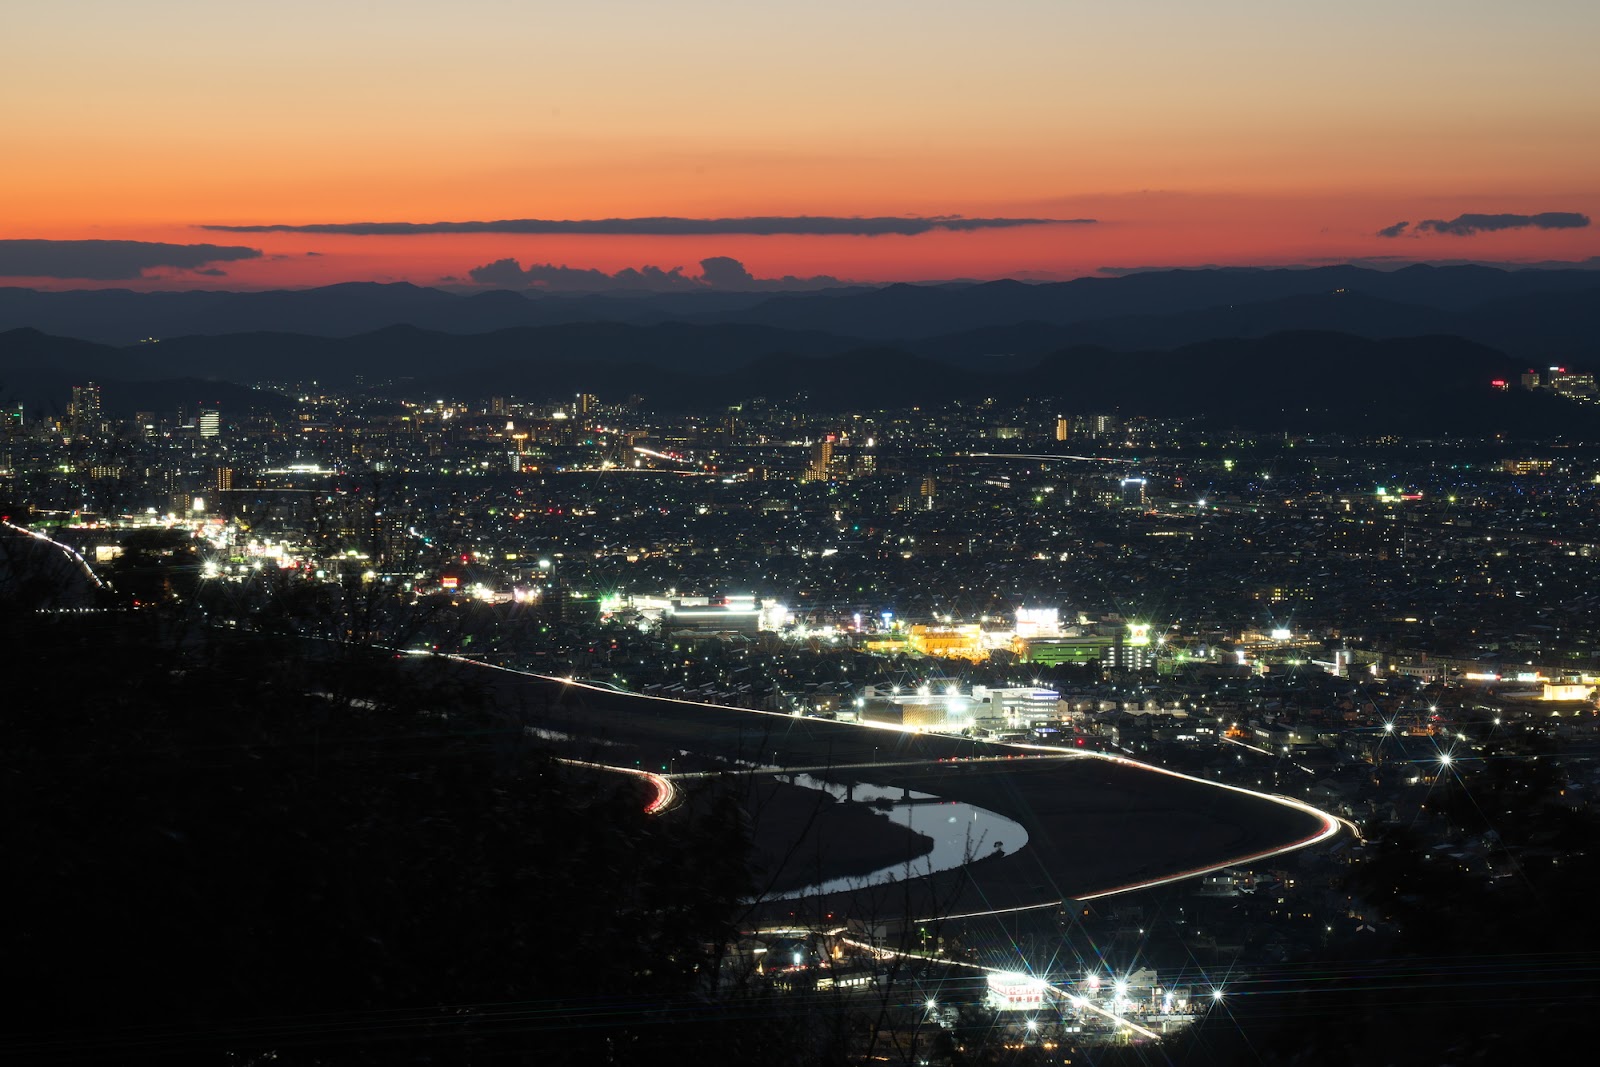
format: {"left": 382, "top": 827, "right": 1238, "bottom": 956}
{"left": 20, "top": 263, "right": 1591, "bottom": 1063}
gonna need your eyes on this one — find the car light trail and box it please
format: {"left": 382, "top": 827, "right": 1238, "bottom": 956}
{"left": 920, "top": 748, "right": 1343, "bottom": 921}
{"left": 1, "top": 519, "right": 109, "bottom": 590}
{"left": 446, "top": 658, "right": 1346, "bottom": 903}
{"left": 1221, "top": 734, "right": 1317, "bottom": 775}
{"left": 555, "top": 757, "right": 678, "bottom": 815}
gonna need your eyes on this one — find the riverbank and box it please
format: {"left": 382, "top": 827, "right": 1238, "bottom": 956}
{"left": 481, "top": 669, "right": 1337, "bottom": 922}
{"left": 739, "top": 777, "right": 936, "bottom": 896}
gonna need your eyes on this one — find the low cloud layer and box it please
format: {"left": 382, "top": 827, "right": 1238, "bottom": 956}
{"left": 0, "top": 239, "right": 262, "bottom": 280}
{"left": 205, "top": 215, "right": 1091, "bottom": 237}
{"left": 1098, "top": 256, "right": 1600, "bottom": 276}
{"left": 467, "top": 255, "right": 843, "bottom": 292}
{"left": 1378, "top": 212, "right": 1590, "bottom": 238}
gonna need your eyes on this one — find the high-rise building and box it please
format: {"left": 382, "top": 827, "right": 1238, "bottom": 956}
{"left": 70, "top": 382, "right": 101, "bottom": 432}
{"left": 1119, "top": 476, "right": 1148, "bottom": 508}
{"left": 369, "top": 506, "right": 413, "bottom": 569}
{"left": 1547, "top": 367, "right": 1596, "bottom": 397}
{"left": 199, "top": 408, "right": 221, "bottom": 438}
{"left": 804, "top": 438, "right": 833, "bottom": 482}
{"left": 1055, "top": 416, "right": 1070, "bottom": 442}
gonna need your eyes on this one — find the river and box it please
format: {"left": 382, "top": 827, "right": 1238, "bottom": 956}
{"left": 768, "top": 773, "right": 1030, "bottom": 899}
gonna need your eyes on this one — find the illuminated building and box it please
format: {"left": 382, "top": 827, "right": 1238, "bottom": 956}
{"left": 199, "top": 409, "right": 221, "bottom": 438}
{"left": 972, "top": 686, "right": 1061, "bottom": 727}
{"left": 1016, "top": 622, "right": 1154, "bottom": 671}
{"left": 1120, "top": 476, "right": 1148, "bottom": 507}
{"left": 1014, "top": 607, "right": 1062, "bottom": 639}
{"left": 1107, "top": 622, "right": 1156, "bottom": 671}
{"left": 904, "top": 623, "right": 987, "bottom": 661}
{"left": 69, "top": 382, "right": 101, "bottom": 433}
{"left": 804, "top": 438, "right": 833, "bottom": 482}
{"left": 658, "top": 595, "right": 789, "bottom": 636}
{"left": 859, "top": 687, "right": 972, "bottom": 731}
{"left": 1547, "top": 367, "right": 1596, "bottom": 397}
{"left": 1015, "top": 634, "right": 1110, "bottom": 666}
{"left": 1055, "top": 415, "right": 1069, "bottom": 442}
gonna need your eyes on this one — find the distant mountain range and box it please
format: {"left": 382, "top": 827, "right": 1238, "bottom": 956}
{"left": 2, "top": 264, "right": 1596, "bottom": 436}
{"left": 2, "top": 263, "right": 1597, "bottom": 360}
{"left": 4, "top": 325, "right": 1594, "bottom": 438}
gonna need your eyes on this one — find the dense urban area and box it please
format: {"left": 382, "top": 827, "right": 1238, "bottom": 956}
{"left": 5, "top": 361, "right": 1600, "bottom": 1064}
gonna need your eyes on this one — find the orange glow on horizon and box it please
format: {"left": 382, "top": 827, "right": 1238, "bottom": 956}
{"left": 3, "top": 2, "right": 1595, "bottom": 288}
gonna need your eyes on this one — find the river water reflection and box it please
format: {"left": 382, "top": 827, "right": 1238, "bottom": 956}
{"left": 770, "top": 774, "right": 1030, "bottom": 899}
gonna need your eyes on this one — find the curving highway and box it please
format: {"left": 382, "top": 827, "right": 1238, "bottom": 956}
{"left": 446, "top": 658, "right": 1347, "bottom": 919}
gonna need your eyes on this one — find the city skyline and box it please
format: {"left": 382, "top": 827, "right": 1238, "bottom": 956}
{"left": 4, "top": 1, "right": 1598, "bottom": 289}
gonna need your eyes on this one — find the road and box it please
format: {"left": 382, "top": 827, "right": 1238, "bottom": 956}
{"left": 447, "top": 657, "right": 1345, "bottom": 922}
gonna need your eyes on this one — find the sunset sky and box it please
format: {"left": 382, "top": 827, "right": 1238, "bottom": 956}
{"left": 4, "top": 0, "right": 1596, "bottom": 289}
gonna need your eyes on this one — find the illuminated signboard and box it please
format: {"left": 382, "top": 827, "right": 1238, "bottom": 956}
{"left": 987, "top": 973, "right": 1048, "bottom": 1012}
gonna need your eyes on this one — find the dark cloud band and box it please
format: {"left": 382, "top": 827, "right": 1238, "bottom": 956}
{"left": 203, "top": 215, "right": 1093, "bottom": 237}
{"left": 0, "top": 239, "right": 261, "bottom": 280}
{"left": 467, "top": 255, "right": 842, "bottom": 292}
{"left": 1379, "top": 212, "right": 1590, "bottom": 238}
